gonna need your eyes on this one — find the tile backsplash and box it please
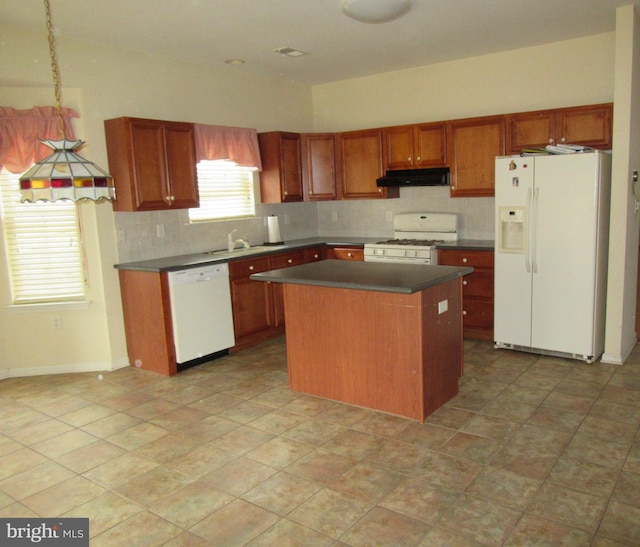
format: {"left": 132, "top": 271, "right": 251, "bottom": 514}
{"left": 114, "top": 187, "right": 494, "bottom": 263}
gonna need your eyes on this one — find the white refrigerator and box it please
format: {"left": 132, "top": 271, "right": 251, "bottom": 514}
{"left": 494, "top": 151, "right": 611, "bottom": 363}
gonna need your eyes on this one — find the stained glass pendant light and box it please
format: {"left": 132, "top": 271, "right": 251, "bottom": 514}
{"left": 19, "top": 0, "right": 115, "bottom": 203}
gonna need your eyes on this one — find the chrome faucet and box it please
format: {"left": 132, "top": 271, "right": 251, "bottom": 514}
{"left": 227, "top": 229, "right": 237, "bottom": 252}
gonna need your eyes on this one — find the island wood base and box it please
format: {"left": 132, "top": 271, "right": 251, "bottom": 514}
{"left": 282, "top": 278, "right": 463, "bottom": 422}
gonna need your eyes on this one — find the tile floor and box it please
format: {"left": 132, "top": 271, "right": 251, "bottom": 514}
{"left": 1, "top": 337, "right": 640, "bottom": 546}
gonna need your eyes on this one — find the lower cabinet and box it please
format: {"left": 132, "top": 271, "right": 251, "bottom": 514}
{"left": 230, "top": 247, "right": 322, "bottom": 350}
{"left": 325, "top": 245, "right": 364, "bottom": 261}
{"left": 438, "top": 249, "right": 494, "bottom": 341}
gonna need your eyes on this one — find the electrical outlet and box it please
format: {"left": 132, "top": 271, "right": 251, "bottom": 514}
{"left": 331, "top": 211, "right": 338, "bottom": 222}
{"left": 117, "top": 228, "right": 126, "bottom": 243}
{"left": 52, "top": 317, "right": 62, "bottom": 330}
{"left": 438, "top": 300, "right": 448, "bottom": 315}
{"left": 156, "top": 224, "right": 165, "bottom": 238}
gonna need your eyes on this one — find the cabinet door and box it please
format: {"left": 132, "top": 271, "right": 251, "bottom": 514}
{"left": 229, "top": 257, "right": 272, "bottom": 341}
{"left": 129, "top": 119, "right": 171, "bottom": 210}
{"left": 258, "top": 132, "right": 303, "bottom": 203}
{"left": 270, "top": 251, "right": 305, "bottom": 327}
{"left": 414, "top": 123, "right": 447, "bottom": 167}
{"left": 506, "top": 110, "right": 556, "bottom": 154}
{"left": 384, "top": 125, "right": 415, "bottom": 169}
{"left": 556, "top": 103, "right": 613, "bottom": 149}
{"left": 164, "top": 122, "right": 199, "bottom": 208}
{"left": 302, "top": 134, "right": 337, "bottom": 200}
{"left": 337, "top": 129, "right": 398, "bottom": 199}
{"left": 448, "top": 116, "right": 505, "bottom": 197}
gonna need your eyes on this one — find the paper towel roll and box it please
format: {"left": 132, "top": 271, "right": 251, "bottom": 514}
{"left": 267, "top": 215, "right": 282, "bottom": 243}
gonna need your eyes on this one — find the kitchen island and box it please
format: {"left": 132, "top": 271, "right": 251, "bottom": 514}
{"left": 251, "top": 260, "right": 473, "bottom": 422}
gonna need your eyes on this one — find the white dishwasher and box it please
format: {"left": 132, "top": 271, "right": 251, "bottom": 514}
{"left": 167, "top": 263, "right": 235, "bottom": 366}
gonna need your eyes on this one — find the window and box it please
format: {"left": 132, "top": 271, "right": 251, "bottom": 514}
{"left": 189, "top": 159, "right": 257, "bottom": 222}
{"left": 0, "top": 169, "right": 85, "bottom": 303}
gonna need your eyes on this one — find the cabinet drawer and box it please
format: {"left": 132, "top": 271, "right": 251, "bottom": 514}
{"left": 303, "top": 247, "right": 325, "bottom": 262}
{"left": 327, "top": 246, "right": 364, "bottom": 261}
{"left": 271, "top": 250, "right": 305, "bottom": 269}
{"left": 438, "top": 249, "right": 494, "bottom": 268}
{"left": 229, "top": 256, "right": 271, "bottom": 279}
{"left": 462, "top": 299, "right": 494, "bottom": 329}
{"left": 462, "top": 271, "right": 494, "bottom": 298}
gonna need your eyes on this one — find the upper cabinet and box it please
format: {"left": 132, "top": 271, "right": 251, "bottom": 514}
{"left": 384, "top": 122, "right": 447, "bottom": 170}
{"left": 258, "top": 131, "right": 304, "bottom": 203}
{"left": 507, "top": 103, "right": 613, "bottom": 154}
{"left": 301, "top": 133, "right": 337, "bottom": 201}
{"left": 337, "top": 129, "right": 399, "bottom": 199}
{"left": 447, "top": 115, "right": 506, "bottom": 198}
{"left": 105, "top": 117, "right": 199, "bottom": 212}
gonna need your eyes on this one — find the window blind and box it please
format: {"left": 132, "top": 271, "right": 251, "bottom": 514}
{"left": 0, "top": 169, "right": 85, "bottom": 303}
{"left": 189, "top": 160, "right": 256, "bottom": 222}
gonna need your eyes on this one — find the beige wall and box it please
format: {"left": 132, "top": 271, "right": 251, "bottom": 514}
{"left": 604, "top": 5, "right": 640, "bottom": 363}
{"left": 0, "top": 24, "right": 312, "bottom": 376}
{"left": 311, "top": 33, "right": 615, "bottom": 131}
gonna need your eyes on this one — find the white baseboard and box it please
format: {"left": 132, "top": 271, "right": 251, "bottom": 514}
{"left": 0, "top": 357, "right": 130, "bottom": 380}
{"left": 601, "top": 336, "right": 637, "bottom": 365}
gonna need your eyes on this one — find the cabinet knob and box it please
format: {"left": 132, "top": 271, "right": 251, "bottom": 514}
{"left": 416, "top": 156, "right": 421, "bottom": 161}
{"left": 287, "top": 258, "right": 293, "bottom": 264}
{"left": 283, "top": 191, "right": 288, "bottom": 196}
{"left": 463, "top": 310, "right": 467, "bottom": 315}
{"left": 560, "top": 137, "right": 567, "bottom": 143}
{"left": 463, "top": 280, "right": 468, "bottom": 285}
{"left": 462, "top": 257, "right": 468, "bottom": 263}
{"left": 347, "top": 252, "right": 353, "bottom": 258}
{"left": 408, "top": 156, "right": 412, "bottom": 162}
{"left": 548, "top": 138, "right": 554, "bottom": 144}
{"left": 249, "top": 265, "right": 254, "bottom": 271}
{"left": 313, "top": 253, "right": 319, "bottom": 259}
{"left": 378, "top": 188, "right": 382, "bottom": 192}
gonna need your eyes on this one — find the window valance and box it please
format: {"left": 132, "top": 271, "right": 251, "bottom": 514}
{"left": 0, "top": 106, "right": 78, "bottom": 174}
{"left": 195, "top": 123, "right": 262, "bottom": 171}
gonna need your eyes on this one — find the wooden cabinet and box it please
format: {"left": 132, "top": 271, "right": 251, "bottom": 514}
{"left": 258, "top": 132, "right": 303, "bottom": 203}
{"left": 118, "top": 269, "right": 177, "bottom": 375}
{"left": 303, "top": 246, "right": 325, "bottom": 262}
{"left": 507, "top": 103, "right": 613, "bottom": 154}
{"left": 326, "top": 246, "right": 364, "bottom": 261}
{"left": 229, "top": 256, "right": 275, "bottom": 350}
{"left": 384, "top": 123, "right": 447, "bottom": 170}
{"left": 230, "top": 249, "right": 312, "bottom": 349}
{"left": 105, "top": 117, "right": 199, "bottom": 212}
{"left": 447, "top": 116, "right": 506, "bottom": 198}
{"left": 301, "top": 134, "right": 337, "bottom": 201}
{"left": 438, "top": 249, "right": 494, "bottom": 341}
{"left": 337, "top": 129, "right": 399, "bottom": 199}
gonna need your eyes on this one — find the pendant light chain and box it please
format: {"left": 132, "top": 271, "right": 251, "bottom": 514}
{"left": 44, "top": 0, "right": 66, "bottom": 140}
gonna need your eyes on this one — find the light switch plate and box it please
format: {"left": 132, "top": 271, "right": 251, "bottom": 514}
{"left": 438, "top": 299, "right": 448, "bottom": 314}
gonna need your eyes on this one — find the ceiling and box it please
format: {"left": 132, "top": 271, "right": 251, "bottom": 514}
{"left": 1, "top": 0, "right": 638, "bottom": 85}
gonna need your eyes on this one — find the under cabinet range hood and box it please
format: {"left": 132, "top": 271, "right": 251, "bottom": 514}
{"left": 376, "top": 167, "right": 450, "bottom": 187}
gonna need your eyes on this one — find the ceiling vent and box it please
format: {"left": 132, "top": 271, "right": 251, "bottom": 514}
{"left": 273, "top": 47, "right": 308, "bottom": 57}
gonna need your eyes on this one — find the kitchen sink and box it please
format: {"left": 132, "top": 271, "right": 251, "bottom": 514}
{"left": 201, "top": 245, "right": 286, "bottom": 260}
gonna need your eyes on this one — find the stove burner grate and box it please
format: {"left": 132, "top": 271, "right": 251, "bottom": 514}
{"left": 374, "top": 238, "right": 444, "bottom": 246}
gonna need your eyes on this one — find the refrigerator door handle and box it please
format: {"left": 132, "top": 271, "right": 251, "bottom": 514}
{"left": 525, "top": 188, "right": 532, "bottom": 273}
{"left": 531, "top": 187, "right": 539, "bottom": 273}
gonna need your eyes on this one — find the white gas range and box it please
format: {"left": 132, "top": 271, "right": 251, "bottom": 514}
{"left": 364, "top": 213, "right": 458, "bottom": 264}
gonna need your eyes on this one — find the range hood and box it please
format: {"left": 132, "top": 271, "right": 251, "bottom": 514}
{"left": 376, "top": 167, "right": 450, "bottom": 187}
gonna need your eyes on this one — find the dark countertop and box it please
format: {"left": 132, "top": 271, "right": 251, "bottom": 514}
{"left": 113, "top": 237, "right": 494, "bottom": 273}
{"left": 114, "top": 237, "right": 380, "bottom": 273}
{"left": 436, "top": 239, "right": 495, "bottom": 251}
{"left": 250, "top": 259, "right": 474, "bottom": 295}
